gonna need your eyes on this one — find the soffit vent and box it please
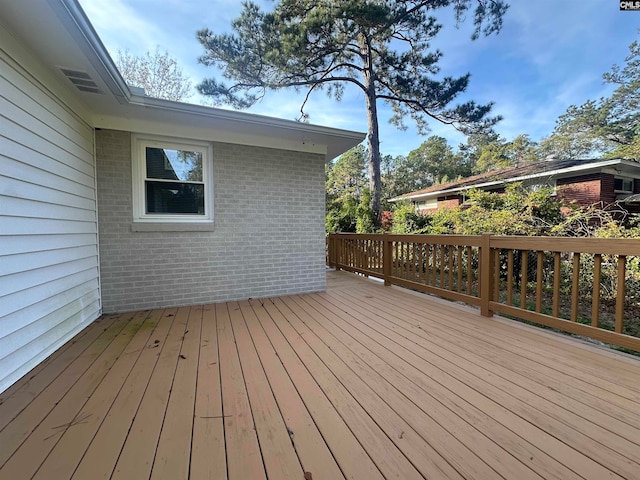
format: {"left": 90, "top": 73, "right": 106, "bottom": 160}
{"left": 60, "top": 68, "right": 103, "bottom": 94}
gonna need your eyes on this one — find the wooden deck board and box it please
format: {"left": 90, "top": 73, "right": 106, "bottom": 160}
{"left": 110, "top": 307, "right": 186, "bottom": 480}
{"left": 240, "top": 300, "right": 347, "bottom": 480}
{"left": 1, "top": 270, "right": 640, "bottom": 479}
{"left": 31, "top": 309, "right": 164, "bottom": 479}
{"left": 190, "top": 304, "right": 226, "bottom": 480}
{"left": 71, "top": 309, "right": 174, "bottom": 479}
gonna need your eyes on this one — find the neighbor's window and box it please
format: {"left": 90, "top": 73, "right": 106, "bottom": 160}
{"left": 614, "top": 176, "right": 634, "bottom": 193}
{"left": 132, "top": 134, "right": 213, "bottom": 223}
{"left": 414, "top": 198, "right": 437, "bottom": 209}
{"left": 528, "top": 179, "right": 557, "bottom": 194}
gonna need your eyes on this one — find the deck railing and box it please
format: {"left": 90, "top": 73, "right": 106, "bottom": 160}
{"left": 327, "top": 232, "right": 640, "bottom": 352}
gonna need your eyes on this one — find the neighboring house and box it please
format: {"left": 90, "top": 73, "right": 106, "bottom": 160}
{"left": 392, "top": 157, "right": 640, "bottom": 214}
{"left": 0, "top": 0, "right": 364, "bottom": 393}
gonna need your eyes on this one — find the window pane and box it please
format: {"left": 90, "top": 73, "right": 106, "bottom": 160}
{"left": 145, "top": 181, "right": 205, "bottom": 214}
{"left": 145, "top": 147, "right": 203, "bottom": 182}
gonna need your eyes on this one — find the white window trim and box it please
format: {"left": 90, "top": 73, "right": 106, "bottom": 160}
{"left": 131, "top": 133, "right": 214, "bottom": 225}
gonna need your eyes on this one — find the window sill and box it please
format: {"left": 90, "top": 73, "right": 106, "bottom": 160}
{"left": 131, "top": 222, "right": 215, "bottom": 232}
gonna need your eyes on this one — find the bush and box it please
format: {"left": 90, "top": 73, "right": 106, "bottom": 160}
{"left": 391, "top": 201, "right": 431, "bottom": 233}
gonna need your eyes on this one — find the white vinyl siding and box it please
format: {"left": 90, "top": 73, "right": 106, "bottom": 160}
{"left": 0, "top": 44, "right": 101, "bottom": 392}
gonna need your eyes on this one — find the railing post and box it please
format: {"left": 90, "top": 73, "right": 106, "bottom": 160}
{"left": 327, "top": 233, "right": 334, "bottom": 268}
{"left": 383, "top": 233, "right": 392, "bottom": 286}
{"left": 480, "top": 232, "right": 494, "bottom": 317}
{"left": 333, "top": 233, "right": 341, "bottom": 271}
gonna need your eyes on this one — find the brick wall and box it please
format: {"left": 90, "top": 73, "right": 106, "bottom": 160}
{"left": 557, "top": 174, "right": 604, "bottom": 207}
{"left": 96, "top": 129, "right": 326, "bottom": 313}
{"left": 436, "top": 196, "right": 462, "bottom": 211}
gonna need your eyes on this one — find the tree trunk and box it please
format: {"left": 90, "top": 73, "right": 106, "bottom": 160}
{"left": 364, "top": 72, "right": 382, "bottom": 227}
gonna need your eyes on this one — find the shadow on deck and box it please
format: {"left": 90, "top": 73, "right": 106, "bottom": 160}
{"left": 1, "top": 270, "right": 639, "bottom": 479}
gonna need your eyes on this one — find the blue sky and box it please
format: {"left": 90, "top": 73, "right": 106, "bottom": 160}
{"left": 78, "top": 0, "right": 639, "bottom": 158}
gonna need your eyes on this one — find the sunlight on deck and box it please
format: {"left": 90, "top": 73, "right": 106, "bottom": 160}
{"left": 1, "top": 270, "right": 639, "bottom": 479}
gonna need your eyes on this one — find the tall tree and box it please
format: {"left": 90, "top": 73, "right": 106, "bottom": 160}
{"left": 325, "top": 145, "right": 368, "bottom": 232}
{"left": 396, "top": 135, "right": 470, "bottom": 193}
{"left": 462, "top": 133, "right": 538, "bottom": 173}
{"left": 540, "top": 32, "right": 640, "bottom": 159}
{"left": 196, "top": 0, "right": 508, "bottom": 224}
{"left": 116, "top": 47, "right": 193, "bottom": 101}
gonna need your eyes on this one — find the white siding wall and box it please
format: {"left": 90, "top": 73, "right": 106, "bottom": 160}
{"left": 0, "top": 36, "right": 101, "bottom": 392}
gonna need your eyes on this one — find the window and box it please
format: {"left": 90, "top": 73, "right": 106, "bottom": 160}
{"left": 415, "top": 198, "right": 437, "bottom": 210}
{"left": 614, "top": 176, "right": 634, "bottom": 193}
{"left": 527, "top": 178, "right": 556, "bottom": 195}
{"left": 131, "top": 134, "right": 213, "bottom": 225}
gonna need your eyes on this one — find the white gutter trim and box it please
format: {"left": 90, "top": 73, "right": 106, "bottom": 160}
{"left": 129, "top": 95, "right": 366, "bottom": 141}
{"left": 392, "top": 159, "right": 629, "bottom": 202}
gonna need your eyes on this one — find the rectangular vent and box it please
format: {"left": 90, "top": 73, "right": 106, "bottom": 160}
{"left": 76, "top": 85, "right": 102, "bottom": 93}
{"left": 60, "top": 68, "right": 91, "bottom": 79}
{"left": 59, "top": 67, "right": 103, "bottom": 94}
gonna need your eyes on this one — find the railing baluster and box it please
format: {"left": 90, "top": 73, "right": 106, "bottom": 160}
{"left": 520, "top": 251, "right": 528, "bottom": 309}
{"left": 413, "top": 242, "right": 419, "bottom": 282}
{"left": 536, "top": 251, "right": 544, "bottom": 313}
{"left": 457, "top": 246, "right": 463, "bottom": 293}
{"left": 418, "top": 243, "right": 424, "bottom": 283}
{"left": 507, "top": 250, "right": 514, "bottom": 306}
{"left": 439, "top": 244, "right": 445, "bottom": 288}
{"left": 616, "top": 256, "right": 626, "bottom": 333}
{"left": 592, "top": 254, "right": 602, "bottom": 328}
{"left": 553, "top": 252, "right": 560, "bottom": 318}
{"left": 493, "top": 248, "right": 500, "bottom": 302}
{"left": 394, "top": 241, "right": 399, "bottom": 278}
{"left": 466, "top": 246, "right": 473, "bottom": 296}
{"left": 448, "top": 247, "right": 454, "bottom": 291}
{"left": 571, "top": 253, "right": 580, "bottom": 322}
{"left": 432, "top": 245, "right": 438, "bottom": 286}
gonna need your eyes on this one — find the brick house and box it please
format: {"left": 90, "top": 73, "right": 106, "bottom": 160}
{"left": 0, "top": 0, "right": 364, "bottom": 393}
{"left": 392, "top": 158, "right": 640, "bottom": 214}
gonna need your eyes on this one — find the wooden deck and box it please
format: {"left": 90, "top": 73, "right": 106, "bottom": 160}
{"left": 1, "top": 271, "right": 640, "bottom": 480}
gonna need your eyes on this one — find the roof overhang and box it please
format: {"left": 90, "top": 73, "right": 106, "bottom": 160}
{"left": 391, "top": 159, "right": 640, "bottom": 202}
{"left": 0, "top": 0, "right": 365, "bottom": 160}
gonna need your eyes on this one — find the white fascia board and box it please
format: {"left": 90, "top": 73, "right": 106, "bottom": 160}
{"left": 93, "top": 95, "right": 364, "bottom": 158}
{"left": 392, "top": 159, "right": 627, "bottom": 202}
{"left": 131, "top": 95, "right": 365, "bottom": 141}
{"left": 131, "top": 95, "right": 365, "bottom": 158}
{"left": 94, "top": 113, "right": 329, "bottom": 156}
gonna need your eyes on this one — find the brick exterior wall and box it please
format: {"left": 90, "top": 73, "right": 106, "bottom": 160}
{"left": 556, "top": 173, "right": 604, "bottom": 207}
{"left": 96, "top": 129, "right": 326, "bottom": 313}
{"left": 436, "top": 196, "right": 462, "bottom": 210}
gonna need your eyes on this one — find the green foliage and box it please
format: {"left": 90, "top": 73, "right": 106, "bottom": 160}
{"left": 356, "top": 190, "right": 376, "bottom": 233}
{"left": 326, "top": 145, "right": 367, "bottom": 202}
{"left": 462, "top": 133, "right": 539, "bottom": 173}
{"left": 326, "top": 195, "right": 359, "bottom": 232}
{"left": 403, "top": 136, "right": 472, "bottom": 187}
{"left": 390, "top": 201, "right": 431, "bottom": 234}
{"left": 326, "top": 145, "right": 379, "bottom": 233}
{"left": 403, "top": 184, "right": 563, "bottom": 236}
{"left": 540, "top": 32, "right": 640, "bottom": 159}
